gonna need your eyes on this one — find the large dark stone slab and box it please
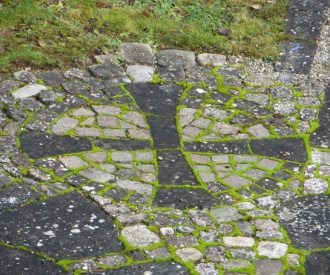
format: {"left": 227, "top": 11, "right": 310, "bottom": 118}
{"left": 290, "top": 0, "right": 330, "bottom": 13}
{"left": 157, "top": 150, "right": 198, "bottom": 185}
{"left": 277, "top": 194, "right": 330, "bottom": 250}
{"left": 153, "top": 188, "right": 221, "bottom": 209}
{"left": 19, "top": 132, "right": 92, "bottom": 159}
{"left": 37, "top": 71, "right": 64, "bottom": 87}
{"left": 249, "top": 138, "right": 307, "bottom": 162}
{"left": 305, "top": 250, "right": 330, "bottom": 275}
{"left": 148, "top": 116, "right": 180, "bottom": 149}
{"left": 276, "top": 41, "right": 317, "bottom": 74}
{"left": 95, "top": 139, "right": 151, "bottom": 150}
{"left": 88, "top": 62, "right": 125, "bottom": 79}
{"left": 87, "top": 262, "right": 190, "bottom": 275}
{"left": 0, "top": 192, "right": 123, "bottom": 259}
{"left": 126, "top": 83, "right": 183, "bottom": 116}
{"left": 0, "top": 184, "right": 42, "bottom": 210}
{"left": 310, "top": 84, "right": 330, "bottom": 148}
{"left": 0, "top": 245, "right": 66, "bottom": 274}
{"left": 184, "top": 141, "right": 249, "bottom": 154}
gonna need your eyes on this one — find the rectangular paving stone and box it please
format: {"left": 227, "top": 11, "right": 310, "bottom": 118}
{"left": 91, "top": 105, "right": 121, "bottom": 115}
{"left": 165, "top": 236, "right": 199, "bottom": 247}
{"left": 223, "top": 175, "right": 251, "bottom": 188}
{"left": 76, "top": 127, "right": 101, "bottom": 137}
{"left": 103, "top": 129, "right": 126, "bottom": 138}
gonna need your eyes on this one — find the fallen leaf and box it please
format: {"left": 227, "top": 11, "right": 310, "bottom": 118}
{"left": 97, "top": 2, "right": 111, "bottom": 8}
{"left": 250, "top": 4, "right": 261, "bottom": 10}
{"left": 0, "top": 30, "right": 13, "bottom": 37}
{"left": 141, "top": 11, "right": 151, "bottom": 17}
{"left": 38, "top": 40, "right": 46, "bottom": 47}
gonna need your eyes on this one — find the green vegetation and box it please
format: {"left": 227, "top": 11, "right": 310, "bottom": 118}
{"left": 0, "top": 0, "right": 288, "bottom": 72}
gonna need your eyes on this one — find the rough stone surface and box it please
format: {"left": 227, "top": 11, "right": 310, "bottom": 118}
{"left": 121, "top": 225, "right": 161, "bottom": 247}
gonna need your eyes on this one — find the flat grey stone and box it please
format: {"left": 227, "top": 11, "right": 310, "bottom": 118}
{"left": 28, "top": 167, "right": 52, "bottom": 182}
{"left": 248, "top": 124, "right": 270, "bottom": 138}
{"left": 121, "top": 42, "right": 153, "bottom": 66}
{"left": 166, "top": 236, "right": 199, "bottom": 247}
{"left": 121, "top": 225, "right": 160, "bottom": 247}
{"left": 75, "top": 127, "right": 101, "bottom": 137}
{"left": 221, "top": 260, "right": 251, "bottom": 270}
{"left": 0, "top": 79, "right": 20, "bottom": 93}
{"left": 210, "top": 206, "right": 242, "bottom": 223}
{"left": 59, "top": 156, "right": 88, "bottom": 169}
{"left": 156, "top": 50, "right": 196, "bottom": 68}
{"left": 253, "top": 219, "right": 280, "bottom": 230}
{"left": 69, "top": 259, "right": 99, "bottom": 271}
{"left": 37, "top": 71, "right": 63, "bottom": 87}
{"left": 117, "top": 213, "right": 149, "bottom": 225}
{"left": 156, "top": 66, "right": 185, "bottom": 82}
{"left": 103, "top": 203, "right": 133, "bottom": 218}
{"left": 205, "top": 246, "right": 227, "bottom": 261}
{"left": 51, "top": 117, "right": 79, "bottom": 134}
{"left": 88, "top": 62, "right": 125, "bottom": 79}
{"left": 305, "top": 250, "right": 330, "bottom": 275}
{"left": 195, "top": 263, "right": 219, "bottom": 275}
{"left": 99, "top": 254, "right": 127, "bottom": 267}
{"left": 223, "top": 174, "right": 251, "bottom": 188}
{"left": 11, "top": 84, "right": 47, "bottom": 99}
{"left": 229, "top": 248, "right": 256, "bottom": 260}
{"left": 0, "top": 192, "right": 123, "bottom": 259}
{"left": 255, "top": 196, "right": 280, "bottom": 210}
{"left": 175, "top": 248, "right": 203, "bottom": 262}
{"left": 200, "top": 230, "right": 219, "bottom": 243}
{"left": 188, "top": 210, "right": 214, "bottom": 226}
{"left": 113, "top": 179, "right": 153, "bottom": 195}
{"left": 223, "top": 237, "right": 255, "bottom": 247}
{"left": 126, "top": 65, "right": 153, "bottom": 83}
{"left": 256, "top": 229, "right": 284, "bottom": 239}
{"left": 80, "top": 167, "right": 115, "bottom": 183}
{"left": 197, "top": 53, "right": 227, "bottom": 66}
{"left": 258, "top": 241, "right": 288, "bottom": 258}
{"left": 256, "top": 259, "right": 283, "bottom": 275}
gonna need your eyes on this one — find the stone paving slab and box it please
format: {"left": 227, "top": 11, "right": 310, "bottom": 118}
{"left": 0, "top": 1, "right": 330, "bottom": 274}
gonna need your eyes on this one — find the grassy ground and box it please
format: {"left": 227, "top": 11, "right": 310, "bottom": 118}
{"left": 0, "top": 0, "right": 288, "bottom": 73}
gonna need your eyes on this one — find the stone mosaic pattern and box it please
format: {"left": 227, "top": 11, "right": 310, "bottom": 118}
{"left": 1, "top": 2, "right": 330, "bottom": 274}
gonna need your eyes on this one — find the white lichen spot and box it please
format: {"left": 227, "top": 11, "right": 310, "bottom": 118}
{"left": 98, "top": 219, "right": 105, "bottom": 223}
{"left": 71, "top": 229, "right": 81, "bottom": 234}
{"left": 37, "top": 240, "right": 43, "bottom": 247}
{"left": 52, "top": 223, "right": 59, "bottom": 228}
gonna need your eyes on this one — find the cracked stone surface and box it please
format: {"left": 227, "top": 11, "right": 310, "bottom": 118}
{"left": 0, "top": 2, "right": 330, "bottom": 273}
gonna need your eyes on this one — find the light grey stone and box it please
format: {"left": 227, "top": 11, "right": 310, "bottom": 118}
{"left": 212, "top": 154, "right": 230, "bottom": 163}
{"left": 182, "top": 125, "right": 203, "bottom": 136}
{"left": 59, "top": 156, "right": 88, "bottom": 169}
{"left": 94, "top": 54, "right": 117, "bottom": 64}
{"left": 111, "top": 151, "right": 133, "bottom": 162}
{"left": 199, "top": 172, "right": 216, "bottom": 182}
{"left": 255, "top": 196, "right": 280, "bottom": 209}
{"left": 165, "top": 236, "right": 199, "bottom": 247}
{"left": 253, "top": 219, "right": 280, "bottom": 230}
{"left": 258, "top": 158, "right": 280, "bottom": 170}
{"left": 71, "top": 108, "right": 95, "bottom": 116}
{"left": 246, "top": 93, "right": 269, "bottom": 106}
{"left": 12, "top": 84, "right": 47, "bottom": 99}
{"left": 103, "top": 129, "right": 126, "bottom": 137}
{"left": 223, "top": 174, "right": 251, "bottom": 188}
{"left": 83, "top": 152, "right": 107, "bottom": 162}
{"left": 258, "top": 241, "right": 288, "bottom": 258}
{"left": 190, "top": 154, "right": 210, "bottom": 163}
{"left": 221, "top": 260, "right": 251, "bottom": 270}
{"left": 121, "top": 225, "right": 161, "bottom": 247}
{"left": 287, "top": 254, "right": 300, "bottom": 266}
{"left": 205, "top": 246, "right": 227, "bottom": 261}
{"left": 156, "top": 50, "right": 196, "bottom": 68}
{"left": 213, "top": 122, "right": 240, "bottom": 135}
{"left": 270, "top": 86, "right": 293, "bottom": 100}
{"left": 256, "top": 259, "right": 283, "bottom": 275}
{"left": 145, "top": 247, "right": 171, "bottom": 259}
{"left": 303, "top": 178, "right": 328, "bottom": 194}
{"left": 200, "top": 230, "right": 219, "bottom": 243}
{"left": 177, "top": 226, "right": 195, "bottom": 233}
{"left": 229, "top": 248, "right": 256, "bottom": 260}
{"left": 247, "top": 210, "right": 273, "bottom": 217}
{"left": 236, "top": 202, "right": 255, "bottom": 210}
{"left": 273, "top": 102, "right": 296, "bottom": 115}
{"left": 312, "top": 151, "right": 330, "bottom": 164}
{"left": 197, "top": 53, "right": 227, "bottom": 66}
{"left": 222, "top": 237, "right": 255, "bottom": 247}
{"left": 121, "top": 42, "right": 153, "bottom": 66}
{"left": 203, "top": 107, "right": 228, "bottom": 119}
{"left": 191, "top": 117, "right": 212, "bottom": 128}
{"left": 113, "top": 179, "right": 153, "bottom": 195}
{"left": 210, "top": 206, "right": 242, "bottom": 223}
{"left": 117, "top": 213, "right": 149, "bottom": 225}
{"left": 122, "top": 111, "right": 147, "bottom": 128}
{"left": 233, "top": 155, "right": 259, "bottom": 162}
{"left": 297, "top": 97, "right": 320, "bottom": 106}
{"left": 160, "top": 227, "right": 175, "bottom": 236}
{"left": 98, "top": 255, "right": 127, "bottom": 266}
{"left": 135, "top": 151, "right": 153, "bottom": 161}
{"left": 179, "top": 108, "right": 197, "bottom": 127}
{"left": 91, "top": 105, "right": 121, "bottom": 115}
{"left": 188, "top": 210, "right": 214, "bottom": 227}
{"left": 244, "top": 168, "right": 267, "bottom": 180}
{"left": 51, "top": 117, "right": 79, "bottom": 134}
{"left": 80, "top": 167, "right": 115, "bottom": 183}
{"left": 97, "top": 116, "right": 118, "bottom": 127}
{"left": 103, "top": 203, "right": 133, "bottom": 217}
{"left": 75, "top": 127, "right": 101, "bottom": 137}
{"left": 90, "top": 194, "right": 112, "bottom": 206}
{"left": 128, "top": 129, "right": 151, "bottom": 139}
{"left": 14, "top": 70, "right": 37, "bottom": 84}
{"left": 175, "top": 248, "right": 203, "bottom": 262}
{"left": 237, "top": 221, "right": 253, "bottom": 237}
{"left": 256, "top": 230, "right": 284, "bottom": 239}
{"left": 28, "top": 168, "right": 52, "bottom": 181}
{"left": 195, "top": 263, "right": 219, "bottom": 275}
{"left": 127, "top": 65, "right": 154, "bottom": 83}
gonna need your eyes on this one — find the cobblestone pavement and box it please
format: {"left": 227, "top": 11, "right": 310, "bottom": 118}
{"left": 1, "top": 1, "right": 330, "bottom": 274}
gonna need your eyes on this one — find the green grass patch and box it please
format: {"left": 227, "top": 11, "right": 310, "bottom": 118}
{"left": 0, "top": 0, "right": 288, "bottom": 72}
